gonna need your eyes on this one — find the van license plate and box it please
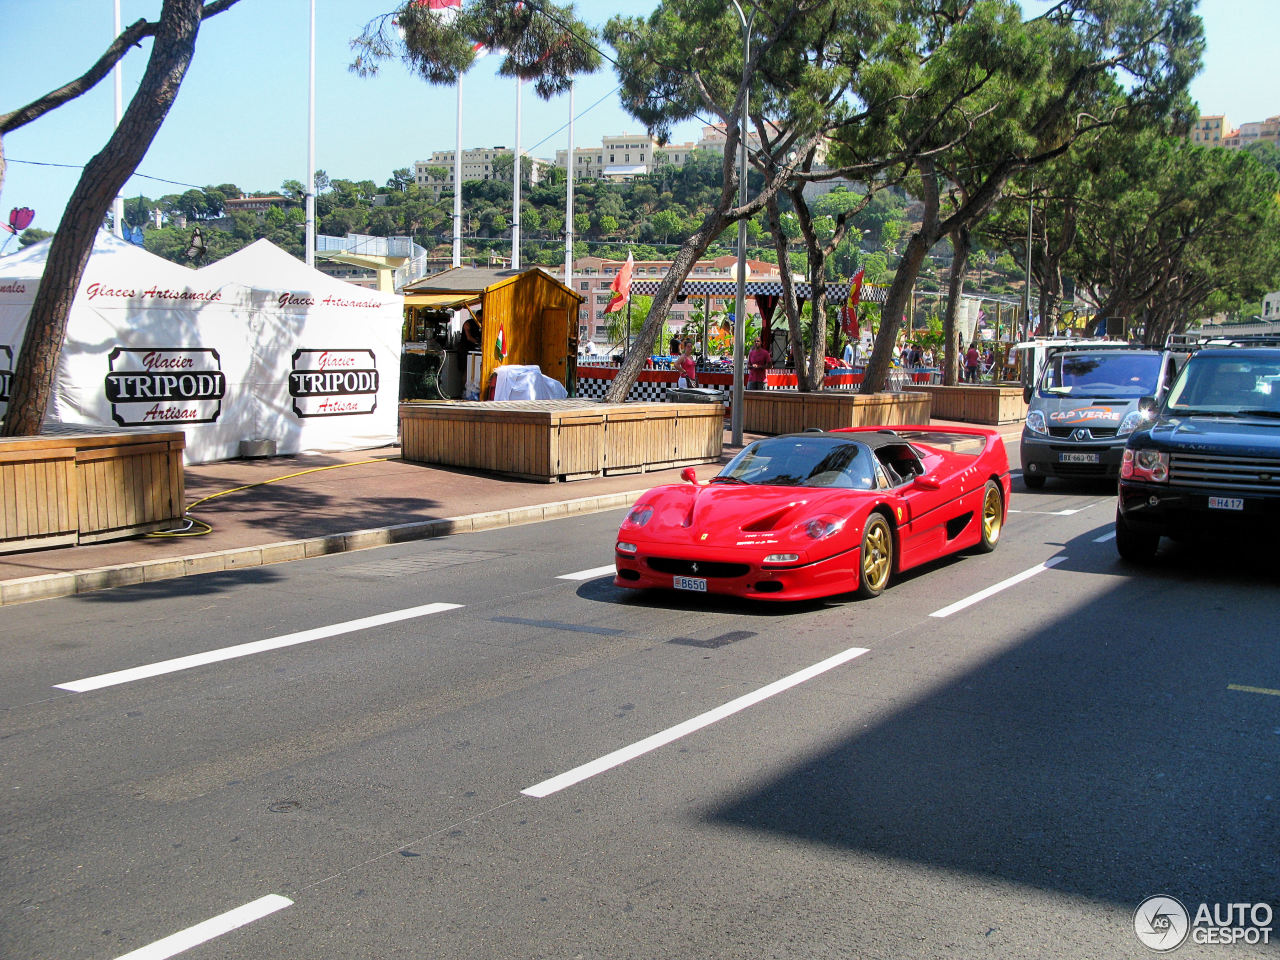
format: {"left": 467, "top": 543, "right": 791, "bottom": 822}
{"left": 1058, "top": 452, "right": 1100, "bottom": 464}
{"left": 674, "top": 576, "right": 707, "bottom": 592}
{"left": 1208, "top": 496, "right": 1244, "bottom": 511}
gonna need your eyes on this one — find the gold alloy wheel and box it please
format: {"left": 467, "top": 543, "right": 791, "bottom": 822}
{"left": 982, "top": 483, "right": 1003, "bottom": 545}
{"left": 861, "top": 517, "right": 892, "bottom": 594}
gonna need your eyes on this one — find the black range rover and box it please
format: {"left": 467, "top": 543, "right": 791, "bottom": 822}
{"left": 1116, "top": 340, "right": 1280, "bottom": 561}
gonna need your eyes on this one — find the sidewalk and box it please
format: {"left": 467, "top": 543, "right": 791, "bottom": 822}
{"left": 0, "top": 420, "right": 1024, "bottom": 606}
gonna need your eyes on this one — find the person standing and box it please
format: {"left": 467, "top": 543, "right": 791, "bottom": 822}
{"left": 965, "top": 342, "right": 981, "bottom": 383}
{"left": 747, "top": 336, "right": 771, "bottom": 390}
{"left": 676, "top": 338, "right": 698, "bottom": 388}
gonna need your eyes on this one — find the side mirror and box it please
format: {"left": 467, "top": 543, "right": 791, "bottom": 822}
{"left": 914, "top": 474, "right": 943, "bottom": 490}
{"left": 681, "top": 467, "right": 699, "bottom": 484}
{"left": 1022, "top": 384, "right": 1033, "bottom": 404}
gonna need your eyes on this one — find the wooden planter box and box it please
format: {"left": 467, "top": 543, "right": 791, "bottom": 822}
{"left": 400, "top": 400, "right": 723, "bottom": 482}
{"left": 912, "top": 384, "right": 1027, "bottom": 424}
{"left": 0, "top": 430, "right": 186, "bottom": 554}
{"left": 741, "top": 390, "right": 931, "bottom": 435}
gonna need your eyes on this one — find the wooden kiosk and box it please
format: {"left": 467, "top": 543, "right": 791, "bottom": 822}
{"left": 401, "top": 267, "right": 583, "bottom": 398}
{"left": 398, "top": 267, "right": 724, "bottom": 481}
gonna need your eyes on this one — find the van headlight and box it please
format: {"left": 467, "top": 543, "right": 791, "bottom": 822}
{"left": 1118, "top": 409, "right": 1149, "bottom": 437}
{"left": 1025, "top": 410, "right": 1048, "bottom": 435}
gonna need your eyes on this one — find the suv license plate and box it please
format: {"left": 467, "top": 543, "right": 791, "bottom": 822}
{"left": 1208, "top": 496, "right": 1244, "bottom": 511}
{"left": 1058, "top": 452, "right": 1100, "bottom": 464}
{"left": 674, "top": 576, "right": 707, "bottom": 592}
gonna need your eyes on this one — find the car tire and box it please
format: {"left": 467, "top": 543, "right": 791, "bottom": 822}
{"left": 855, "top": 513, "right": 894, "bottom": 599}
{"left": 974, "top": 480, "right": 1003, "bottom": 553}
{"left": 1115, "top": 509, "right": 1159, "bottom": 563}
{"left": 1023, "top": 473, "right": 1046, "bottom": 489}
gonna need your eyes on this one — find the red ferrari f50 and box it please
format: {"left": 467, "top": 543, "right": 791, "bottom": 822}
{"left": 614, "top": 426, "right": 1011, "bottom": 601}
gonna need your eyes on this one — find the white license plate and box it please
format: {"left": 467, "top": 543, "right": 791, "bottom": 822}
{"left": 674, "top": 576, "right": 707, "bottom": 592}
{"left": 1058, "top": 452, "right": 1100, "bottom": 464}
{"left": 1208, "top": 496, "right": 1244, "bottom": 511}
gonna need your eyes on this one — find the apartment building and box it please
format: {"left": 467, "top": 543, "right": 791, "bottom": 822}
{"left": 414, "top": 148, "right": 550, "bottom": 196}
{"left": 1190, "top": 115, "right": 1227, "bottom": 146}
{"left": 1223, "top": 115, "right": 1280, "bottom": 149}
{"left": 551, "top": 255, "right": 784, "bottom": 348}
{"left": 553, "top": 125, "right": 775, "bottom": 182}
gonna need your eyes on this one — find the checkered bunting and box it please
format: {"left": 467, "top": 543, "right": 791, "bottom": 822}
{"left": 575, "top": 376, "right": 685, "bottom": 403}
{"left": 629, "top": 279, "right": 888, "bottom": 303}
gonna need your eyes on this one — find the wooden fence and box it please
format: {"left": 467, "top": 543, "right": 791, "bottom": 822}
{"left": 911, "top": 385, "right": 1027, "bottom": 424}
{"left": 741, "top": 391, "right": 931, "bottom": 435}
{"left": 400, "top": 400, "right": 723, "bottom": 482}
{"left": 0, "top": 431, "right": 186, "bottom": 554}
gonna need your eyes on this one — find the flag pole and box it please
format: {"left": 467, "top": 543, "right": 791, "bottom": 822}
{"left": 112, "top": 0, "right": 124, "bottom": 238}
{"left": 453, "top": 75, "right": 463, "bottom": 267}
{"left": 305, "top": 0, "right": 316, "bottom": 267}
{"left": 512, "top": 77, "right": 522, "bottom": 269}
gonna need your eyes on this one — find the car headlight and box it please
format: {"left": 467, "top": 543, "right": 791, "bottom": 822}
{"left": 616, "top": 541, "right": 638, "bottom": 554}
{"left": 624, "top": 505, "right": 653, "bottom": 527}
{"left": 801, "top": 516, "right": 844, "bottom": 540}
{"left": 1117, "top": 409, "right": 1149, "bottom": 437}
{"left": 1025, "top": 410, "right": 1047, "bottom": 435}
{"left": 1121, "top": 447, "right": 1168, "bottom": 482}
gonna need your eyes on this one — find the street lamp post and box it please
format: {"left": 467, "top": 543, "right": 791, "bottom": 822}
{"left": 730, "top": 0, "right": 756, "bottom": 447}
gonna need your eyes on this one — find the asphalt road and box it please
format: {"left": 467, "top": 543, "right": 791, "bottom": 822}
{"left": 1, "top": 464, "right": 1277, "bottom": 959}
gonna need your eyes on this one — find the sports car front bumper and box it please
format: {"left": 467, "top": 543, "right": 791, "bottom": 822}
{"left": 614, "top": 543, "right": 861, "bottom": 601}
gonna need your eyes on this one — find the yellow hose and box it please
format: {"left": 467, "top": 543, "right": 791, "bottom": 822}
{"left": 146, "top": 457, "right": 390, "bottom": 538}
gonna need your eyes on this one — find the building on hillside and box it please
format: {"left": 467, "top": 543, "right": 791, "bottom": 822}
{"left": 550, "top": 255, "right": 785, "bottom": 350}
{"left": 223, "top": 195, "right": 293, "bottom": 215}
{"left": 1263, "top": 290, "right": 1280, "bottom": 321}
{"left": 1190, "top": 115, "right": 1227, "bottom": 147}
{"left": 552, "top": 124, "right": 813, "bottom": 183}
{"left": 413, "top": 149, "right": 549, "bottom": 197}
{"left": 1191, "top": 112, "right": 1280, "bottom": 150}
{"left": 1230, "top": 115, "right": 1280, "bottom": 149}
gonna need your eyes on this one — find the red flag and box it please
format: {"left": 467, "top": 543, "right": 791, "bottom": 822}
{"left": 841, "top": 269, "right": 864, "bottom": 337}
{"left": 604, "top": 252, "right": 634, "bottom": 314}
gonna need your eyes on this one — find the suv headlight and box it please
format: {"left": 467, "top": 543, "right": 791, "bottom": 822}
{"left": 1117, "top": 409, "right": 1149, "bottom": 437}
{"left": 1025, "top": 410, "right": 1048, "bottom": 435}
{"left": 1121, "top": 447, "right": 1168, "bottom": 482}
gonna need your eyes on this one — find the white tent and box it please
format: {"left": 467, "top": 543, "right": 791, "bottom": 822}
{"left": 196, "top": 239, "right": 403, "bottom": 460}
{"left": 0, "top": 234, "right": 403, "bottom": 464}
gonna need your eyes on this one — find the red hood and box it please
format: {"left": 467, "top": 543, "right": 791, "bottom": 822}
{"left": 632, "top": 483, "right": 861, "bottom": 545}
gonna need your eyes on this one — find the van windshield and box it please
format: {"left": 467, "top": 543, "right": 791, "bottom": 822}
{"left": 1040, "top": 353, "right": 1161, "bottom": 399}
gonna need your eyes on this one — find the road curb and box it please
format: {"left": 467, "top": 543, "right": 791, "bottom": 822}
{"left": 0, "top": 490, "right": 643, "bottom": 608}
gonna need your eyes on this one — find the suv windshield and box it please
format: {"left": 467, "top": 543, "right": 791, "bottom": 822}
{"left": 1040, "top": 353, "right": 1161, "bottom": 399}
{"left": 1166, "top": 355, "right": 1280, "bottom": 414}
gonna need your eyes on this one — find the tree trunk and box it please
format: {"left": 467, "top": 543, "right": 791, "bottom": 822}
{"left": 942, "top": 226, "right": 971, "bottom": 386}
{"left": 765, "top": 194, "right": 811, "bottom": 388}
{"left": 603, "top": 209, "right": 729, "bottom": 402}
{"left": 3, "top": 0, "right": 207, "bottom": 436}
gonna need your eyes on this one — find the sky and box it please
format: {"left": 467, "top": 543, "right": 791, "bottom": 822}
{"left": 2, "top": 0, "right": 1277, "bottom": 236}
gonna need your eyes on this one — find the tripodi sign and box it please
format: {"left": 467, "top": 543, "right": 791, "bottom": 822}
{"left": 288, "top": 349, "right": 379, "bottom": 418}
{"left": 104, "top": 347, "right": 226, "bottom": 426}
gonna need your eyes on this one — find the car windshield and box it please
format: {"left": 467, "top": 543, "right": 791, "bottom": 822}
{"left": 1165, "top": 355, "right": 1280, "bottom": 414}
{"left": 715, "top": 436, "right": 878, "bottom": 489}
{"left": 1039, "top": 353, "right": 1161, "bottom": 398}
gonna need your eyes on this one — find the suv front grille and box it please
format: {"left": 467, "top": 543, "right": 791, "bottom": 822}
{"left": 1169, "top": 452, "right": 1280, "bottom": 493}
